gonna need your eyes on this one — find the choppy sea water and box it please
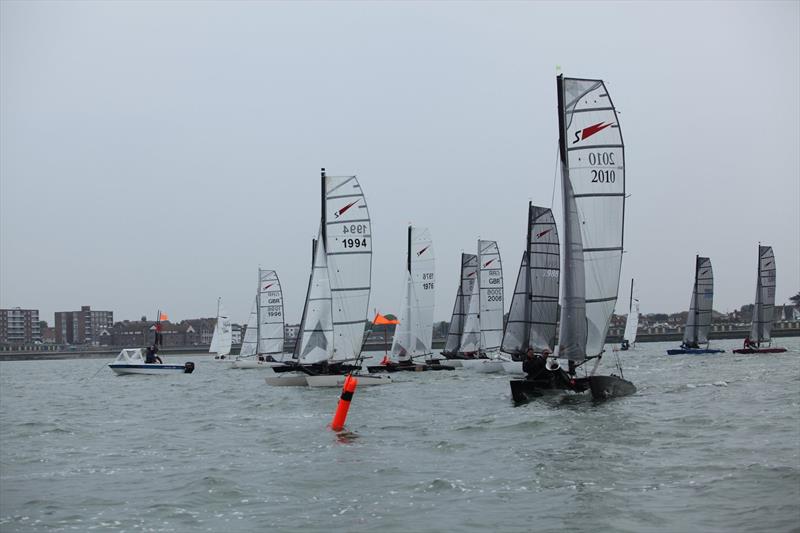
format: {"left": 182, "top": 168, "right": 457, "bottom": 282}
{"left": 1, "top": 338, "right": 798, "bottom": 533}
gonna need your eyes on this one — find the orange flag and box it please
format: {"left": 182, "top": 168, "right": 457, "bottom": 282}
{"left": 159, "top": 312, "right": 169, "bottom": 322}
{"left": 373, "top": 312, "right": 399, "bottom": 325}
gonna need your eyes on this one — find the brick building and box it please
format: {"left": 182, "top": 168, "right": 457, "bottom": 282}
{"left": 0, "top": 308, "right": 41, "bottom": 345}
{"left": 54, "top": 306, "right": 114, "bottom": 345}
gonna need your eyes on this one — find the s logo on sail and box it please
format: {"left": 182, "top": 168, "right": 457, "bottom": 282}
{"left": 573, "top": 121, "right": 614, "bottom": 144}
{"left": 536, "top": 228, "right": 553, "bottom": 239}
{"left": 335, "top": 200, "right": 360, "bottom": 218}
{"left": 262, "top": 283, "right": 274, "bottom": 291}
{"left": 417, "top": 245, "right": 430, "bottom": 257}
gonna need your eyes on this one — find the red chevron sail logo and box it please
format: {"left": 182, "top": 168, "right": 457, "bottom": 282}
{"left": 335, "top": 200, "right": 359, "bottom": 218}
{"left": 536, "top": 228, "right": 552, "bottom": 239}
{"left": 262, "top": 283, "right": 274, "bottom": 291}
{"left": 483, "top": 259, "right": 495, "bottom": 268}
{"left": 417, "top": 245, "right": 430, "bottom": 257}
{"left": 573, "top": 121, "right": 614, "bottom": 144}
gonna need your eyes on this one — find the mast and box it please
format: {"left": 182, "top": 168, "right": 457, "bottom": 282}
{"left": 629, "top": 278, "right": 634, "bottom": 314}
{"left": 320, "top": 168, "right": 327, "bottom": 246}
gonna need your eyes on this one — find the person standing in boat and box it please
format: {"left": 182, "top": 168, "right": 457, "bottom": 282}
{"left": 145, "top": 346, "right": 163, "bottom": 364}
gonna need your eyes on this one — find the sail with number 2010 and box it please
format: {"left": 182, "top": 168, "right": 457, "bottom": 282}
{"left": 556, "top": 75, "right": 625, "bottom": 362}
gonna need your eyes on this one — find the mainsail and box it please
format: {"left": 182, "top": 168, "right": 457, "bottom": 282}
{"left": 209, "top": 298, "right": 232, "bottom": 356}
{"left": 478, "top": 240, "right": 504, "bottom": 353}
{"left": 323, "top": 171, "right": 372, "bottom": 362}
{"left": 501, "top": 204, "right": 560, "bottom": 355}
{"left": 683, "top": 256, "right": 714, "bottom": 345}
{"left": 257, "top": 269, "right": 285, "bottom": 357}
{"left": 459, "top": 254, "right": 481, "bottom": 354}
{"left": 443, "top": 254, "right": 478, "bottom": 355}
{"left": 391, "top": 226, "right": 435, "bottom": 361}
{"left": 239, "top": 298, "right": 258, "bottom": 357}
{"left": 750, "top": 245, "right": 776, "bottom": 344}
{"left": 297, "top": 232, "right": 333, "bottom": 364}
{"left": 556, "top": 75, "right": 626, "bottom": 362}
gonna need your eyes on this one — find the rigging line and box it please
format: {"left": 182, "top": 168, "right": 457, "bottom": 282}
{"left": 550, "top": 143, "right": 559, "bottom": 210}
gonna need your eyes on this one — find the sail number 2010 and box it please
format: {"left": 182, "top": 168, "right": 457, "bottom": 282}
{"left": 588, "top": 151, "right": 616, "bottom": 183}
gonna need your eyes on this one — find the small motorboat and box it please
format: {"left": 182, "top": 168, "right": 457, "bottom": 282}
{"left": 108, "top": 348, "right": 194, "bottom": 375}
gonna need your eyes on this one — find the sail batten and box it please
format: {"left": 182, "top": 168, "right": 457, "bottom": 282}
{"left": 324, "top": 173, "right": 372, "bottom": 362}
{"left": 751, "top": 245, "right": 776, "bottom": 344}
{"left": 502, "top": 204, "right": 560, "bottom": 356}
{"left": 556, "top": 75, "right": 626, "bottom": 361}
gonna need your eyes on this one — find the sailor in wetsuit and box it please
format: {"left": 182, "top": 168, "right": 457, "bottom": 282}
{"left": 522, "top": 348, "right": 547, "bottom": 380}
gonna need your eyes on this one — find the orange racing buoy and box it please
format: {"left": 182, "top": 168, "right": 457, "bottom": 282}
{"left": 331, "top": 374, "right": 358, "bottom": 431}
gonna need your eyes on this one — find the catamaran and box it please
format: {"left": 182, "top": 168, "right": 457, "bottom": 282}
{"left": 620, "top": 279, "right": 639, "bottom": 350}
{"left": 368, "top": 226, "right": 453, "bottom": 373}
{"left": 266, "top": 169, "right": 390, "bottom": 387}
{"left": 733, "top": 245, "right": 786, "bottom": 354}
{"left": 442, "top": 241, "right": 504, "bottom": 370}
{"left": 210, "top": 297, "right": 233, "bottom": 361}
{"left": 230, "top": 269, "right": 286, "bottom": 368}
{"left": 510, "top": 74, "right": 636, "bottom": 402}
{"left": 666, "top": 256, "right": 725, "bottom": 355}
{"left": 499, "top": 203, "right": 560, "bottom": 375}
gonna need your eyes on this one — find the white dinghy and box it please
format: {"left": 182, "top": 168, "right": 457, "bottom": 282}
{"left": 109, "top": 348, "right": 195, "bottom": 375}
{"left": 231, "top": 269, "right": 287, "bottom": 369}
{"left": 210, "top": 297, "right": 233, "bottom": 362}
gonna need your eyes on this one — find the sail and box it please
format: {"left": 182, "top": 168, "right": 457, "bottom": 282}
{"left": 478, "top": 240, "right": 504, "bottom": 352}
{"left": 209, "top": 300, "right": 232, "bottom": 356}
{"left": 442, "top": 286, "right": 464, "bottom": 355}
{"left": 556, "top": 75, "right": 625, "bottom": 361}
{"left": 391, "top": 226, "right": 435, "bottom": 361}
{"left": 239, "top": 298, "right": 258, "bottom": 357}
{"left": 258, "top": 269, "right": 284, "bottom": 356}
{"left": 751, "top": 246, "right": 776, "bottom": 344}
{"left": 459, "top": 254, "right": 481, "bottom": 353}
{"left": 324, "top": 174, "right": 372, "bottom": 361}
{"left": 683, "top": 256, "right": 713, "bottom": 345}
{"left": 503, "top": 253, "right": 530, "bottom": 355}
{"left": 623, "top": 300, "right": 639, "bottom": 344}
{"left": 528, "top": 206, "right": 560, "bottom": 352}
{"left": 297, "top": 232, "right": 333, "bottom": 364}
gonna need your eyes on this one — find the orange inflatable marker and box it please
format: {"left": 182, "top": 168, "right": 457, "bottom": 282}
{"left": 331, "top": 374, "right": 358, "bottom": 431}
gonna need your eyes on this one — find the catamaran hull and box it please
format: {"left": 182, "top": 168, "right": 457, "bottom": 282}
{"left": 501, "top": 361, "right": 523, "bottom": 374}
{"left": 366, "top": 362, "right": 455, "bottom": 373}
{"left": 305, "top": 374, "right": 392, "bottom": 387}
{"left": 585, "top": 375, "right": 636, "bottom": 400}
{"left": 264, "top": 373, "right": 309, "bottom": 386}
{"left": 109, "top": 363, "right": 194, "bottom": 375}
{"left": 230, "top": 360, "right": 285, "bottom": 369}
{"left": 666, "top": 349, "right": 725, "bottom": 355}
{"left": 731, "top": 347, "right": 787, "bottom": 354}
{"left": 509, "top": 377, "right": 579, "bottom": 403}
{"left": 473, "top": 360, "right": 505, "bottom": 373}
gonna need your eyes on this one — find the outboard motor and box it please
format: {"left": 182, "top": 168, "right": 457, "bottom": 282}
{"left": 184, "top": 362, "right": 195, "bottom": 374}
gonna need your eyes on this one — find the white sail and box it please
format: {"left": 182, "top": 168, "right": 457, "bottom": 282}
{"left": 239, "top": 298, "right": 258, "bottom": 357}
{"left": 478, "top": 240, "right": 503, "bottom": 353}
{"left": 683, "top": 256, "right": 714, "bottom": 345}
{"left": 751, "top": 246, "right": 776, "bottom": 344}
{"left": 623, "top": 300, "right": 639, "bottom": 345}
{"left": 257, "top": 269, "right": 284, "bottom": 356}
{"left": 297, "top": 233, "right": 334, "bottom": 364}
{"left": 502, "top": 205, "right": 560, "bottom": 355}
{"left": 324, "top": 173, "right": 372, "bottom": 362}
{"left": 556, "top": 75, "right": 626, "bottom": 361}
{"left": 391, "top": 226, "right": 435, "bottom": 361}
{"left": 459, "top": 254, "right": 481, "bottom": 354}
{"left": 209, "top": 299, "right": 232, "bottom": 356}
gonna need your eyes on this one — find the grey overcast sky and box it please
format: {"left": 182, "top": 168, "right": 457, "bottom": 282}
{"left": 1, "top": 1, "right": 798, "bottom": 325}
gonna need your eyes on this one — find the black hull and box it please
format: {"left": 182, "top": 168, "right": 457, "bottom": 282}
{"left": 439, "top": 353, "right": 488, "bottom": 361}
{"left": 586, "top": 375, "right": 636, "bottom": 400}
{"left": 367, "top": 362, "right": 455, "bottom": 373}
{"left": 271, "top": 363, "right": 360, "bottom": 375}
{"left": 510, "top": 374, "right": 635, "bottom": 403}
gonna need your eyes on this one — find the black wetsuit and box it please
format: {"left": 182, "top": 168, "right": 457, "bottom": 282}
{"left": 523, "top": 356, "right": 547, "bottom": 380}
